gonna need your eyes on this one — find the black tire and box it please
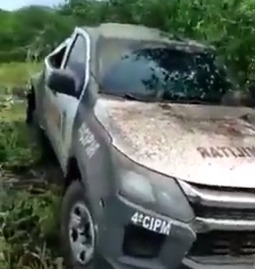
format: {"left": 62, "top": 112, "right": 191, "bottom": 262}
{"left": 25, "top": 85, "right": 41, "bottom": 140}
{"left": 61, "top": 180, "right": 96, "bottom": 269}
{"left": 25, "top": 84, "right": 36, "bottom": 125}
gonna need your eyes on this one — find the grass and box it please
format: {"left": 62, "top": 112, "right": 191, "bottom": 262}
{"left": 0, "top": 101, "right": 41, "bottom": 169}
{"left": 0, "top": 63, "right": 64, "bottom": 269}
{"left": 0, "top": 62, "right": 42, "bottom": 89}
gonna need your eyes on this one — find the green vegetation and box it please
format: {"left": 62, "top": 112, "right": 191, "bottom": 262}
{"left": 0, "top": 6, "right": 75, "bottom": 63}
{"left": 0, "top": 93, "right": 63, "bottom": 269}
{"left": 0, "top": 102, "right": 38, "bottom": 167}
{"left": 0, "top": 63, "right": 42, "bottom": 88}
{"left": 0, "top": 185, "right": 62, "bottom": 269}
{"left": 1, "top": 0, "right": 255, "bottom": 85}
{"left": 1, "top": 0, "right": 255, "bottom": 268}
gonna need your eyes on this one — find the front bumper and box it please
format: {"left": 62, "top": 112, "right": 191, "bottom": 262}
{"left": 97, "top": 194, "right": 196, "bottom": 269}
{"left": 95, "top": 189, "right": 255, "bottom": 269}
{"left": 181, "top": 257, "right": 255, "bottom": 269}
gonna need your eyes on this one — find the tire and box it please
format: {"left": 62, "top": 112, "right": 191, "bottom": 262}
{"left": 61, "top": 181, "right": 96, "bottom": 269}
{"left": 25, "top": 85, "right": 36, "bottom": 125}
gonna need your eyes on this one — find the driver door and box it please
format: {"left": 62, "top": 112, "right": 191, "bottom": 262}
{"left": 44, "top": 32, "right": 88, "bottom": 170}
{"left": 43, "top": 37, "right": 73, "bottom": 161}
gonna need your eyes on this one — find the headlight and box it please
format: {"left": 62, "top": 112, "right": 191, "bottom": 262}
{"left": 118, "top": 170, "right": 194, "bottom": 222}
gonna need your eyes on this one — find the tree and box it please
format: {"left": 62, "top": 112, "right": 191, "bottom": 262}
{"left": 1, "top": 0, "right": 255, "bottom": 86}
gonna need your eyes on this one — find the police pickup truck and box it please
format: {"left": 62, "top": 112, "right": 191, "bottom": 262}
{"left": 26, "top": 23, "right": 255, "bottom": 269}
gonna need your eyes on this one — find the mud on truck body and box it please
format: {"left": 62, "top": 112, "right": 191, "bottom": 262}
{"left": 26, "top": 23, "right": 255, "bottom": 269}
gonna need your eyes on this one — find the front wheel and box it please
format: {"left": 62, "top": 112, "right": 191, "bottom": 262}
{"left": 61, "top": 181, "right": 96, "bottom": 269}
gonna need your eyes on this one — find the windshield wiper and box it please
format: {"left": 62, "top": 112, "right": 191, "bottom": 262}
{"left": 123, "top": 93, "right": 159, "bottom": 102}
{"left": 168, "top": 97, "right": 216, "bottom": 105}
{"left": 170, "top": 99, "right": 200, "bottom": 104}
{"left": 124, "top": 93, "right": 139, "bottom": 100}
{"left": 124, "top": 94, "right": 214, "bottom": 104}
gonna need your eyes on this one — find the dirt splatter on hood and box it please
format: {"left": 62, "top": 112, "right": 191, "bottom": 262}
{"left": 94, "top": 96, "right": 255, "bottom": 188}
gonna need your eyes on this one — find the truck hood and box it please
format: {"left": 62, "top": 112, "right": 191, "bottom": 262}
{"left": 94, "top": 96, "right": 255, "bottom": 188}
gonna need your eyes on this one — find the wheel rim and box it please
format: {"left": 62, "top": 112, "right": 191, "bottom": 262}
{"left": 68, "top": 202, "right": 95, "bottom": 265}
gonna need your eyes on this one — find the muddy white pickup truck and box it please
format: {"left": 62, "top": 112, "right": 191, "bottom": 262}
{"left": 26, "top": 23, "right": 255, "bottom": 269}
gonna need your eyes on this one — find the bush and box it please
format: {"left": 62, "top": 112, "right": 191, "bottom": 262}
{"left": 0, "top": 184, "right": 62, "bottom": 269}
{"left": 60, "top": 0, "right": 255, "bottom": 86}
{"left": 0, "top": 101, "right": 63, "bottom": 269}
{"left": 1, "top": 0, "right": 255, "bottom": 85}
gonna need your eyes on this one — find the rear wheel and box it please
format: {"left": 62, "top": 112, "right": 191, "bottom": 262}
{"left": 26, "top": 84, "right": 36, "bottom": 125}
{"left": 61, "top": 181, "right": 96, "bottom": 269}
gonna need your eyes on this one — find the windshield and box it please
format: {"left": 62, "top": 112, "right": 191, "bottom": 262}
{"left": 98, "top": 39, "right": 233, "bottom": 104}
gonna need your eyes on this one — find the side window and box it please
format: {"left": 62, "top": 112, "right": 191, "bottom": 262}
{"left": 64, "top": 34, "right": 87, "bottom": 97}
{"left": 48, "top": 45, "right": 67, "bottom": 69}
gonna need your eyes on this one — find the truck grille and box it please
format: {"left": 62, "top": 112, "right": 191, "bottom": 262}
{"left": 192, "top": 203, "right": 255, "bottom": 220}
{"left": 190, "top": 231, "right": 255, "bottom": 256}
{"left": 180, "top": 181, "right": 255, "bottom": 258}
{"left": 180, "top": 181, "right": 255, "bottom": 221}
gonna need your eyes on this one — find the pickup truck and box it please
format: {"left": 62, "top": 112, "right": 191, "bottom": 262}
{"left": 26, "top": 23, "right": 255, "bottom": 269}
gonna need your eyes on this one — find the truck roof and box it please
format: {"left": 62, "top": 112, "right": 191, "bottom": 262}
{"left": 82, "top": 23, "right": 213, "bottom": 53}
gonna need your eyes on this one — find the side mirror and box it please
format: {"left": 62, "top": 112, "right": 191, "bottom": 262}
{"left": 47, "top": 69, "right": 76, "bottom": 96}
